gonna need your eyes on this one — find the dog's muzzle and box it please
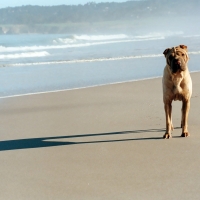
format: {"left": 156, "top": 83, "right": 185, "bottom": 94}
{"left": 171, "top": 57, "right": 186, "bottom": 73}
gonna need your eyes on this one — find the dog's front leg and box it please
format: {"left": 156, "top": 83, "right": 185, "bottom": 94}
{"left": 181, "top": 99, "right": 190, "bottom": 137}
{"left": 163, "top": 101, "right": 173, "bottom": 139}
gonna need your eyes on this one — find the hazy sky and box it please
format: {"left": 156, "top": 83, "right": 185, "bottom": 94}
{"left": 0, "top": 0, "right": 128, "bottom": 8}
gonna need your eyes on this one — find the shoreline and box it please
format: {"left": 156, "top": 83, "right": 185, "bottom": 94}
{"left": 0, "top": 76, "right": 161, "bottom": 99}
{"left": 1, "top": 70, "right": 199, "bottom": 99}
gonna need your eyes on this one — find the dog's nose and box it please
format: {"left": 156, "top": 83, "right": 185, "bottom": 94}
{"left": 175, "top": 60, "right": 181, "bottom": 65}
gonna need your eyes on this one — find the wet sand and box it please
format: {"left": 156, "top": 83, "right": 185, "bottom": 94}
{"left": 0, "top": 72, "right": 200, "bottom": 199}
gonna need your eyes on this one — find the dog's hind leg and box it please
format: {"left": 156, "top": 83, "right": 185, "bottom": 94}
{"left": 181, "top": 106, "right": 183, "bottom": 128}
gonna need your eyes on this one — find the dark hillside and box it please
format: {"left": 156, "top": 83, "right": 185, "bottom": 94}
{"left": 0, "top": 0, "right": 199, "bottom": 34}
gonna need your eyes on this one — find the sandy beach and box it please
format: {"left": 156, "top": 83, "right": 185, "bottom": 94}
{"left": 0, "top": 72, "right": 200, "bottom": 200}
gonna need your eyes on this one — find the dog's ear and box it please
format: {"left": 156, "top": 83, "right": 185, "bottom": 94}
{"left": 163, "top": 48, "right": 170, "bottom": 56}
{"left": 180, "top": 45, "right": 188, "bottom": 51}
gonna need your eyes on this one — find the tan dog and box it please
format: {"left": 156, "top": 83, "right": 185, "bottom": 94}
{"left": 162, "top": 45, "right": 192, "bottom": 139}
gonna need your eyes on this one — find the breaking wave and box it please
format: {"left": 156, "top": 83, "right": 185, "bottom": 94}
{"left": 0, "top": 32, "right": 184, "bottom": 53}
{"left": 0, "top": 51, "right": 49, "bottom": 60}
{"left": 0, "top": 38, "right": 164, "bottom": 53}
{"left": 0, "top": 33, "right": 172, "bottom": 53}
{"left": 53, "top": 34, "right": 129, "bottom": 44}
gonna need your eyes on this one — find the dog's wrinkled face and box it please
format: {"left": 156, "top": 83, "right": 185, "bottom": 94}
{"left": 163, "top": 45, "right": 189, "bottom": 74}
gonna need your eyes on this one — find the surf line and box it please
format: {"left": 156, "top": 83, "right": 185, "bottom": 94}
{"left": 8, "top": 51, "right": 200, "bottom": 67}
{"left": 10, "top": 54, "right": 164, "bottom": 67}
{"left": 0, "top": 76, "right": 162, "bottom": 99}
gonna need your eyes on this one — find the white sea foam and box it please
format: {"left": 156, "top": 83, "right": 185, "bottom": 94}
{"left": 61, "top": 32, "right": 182, "bottom": 43}
{"left": 8, "top": 54, "right": 163, "bottom": 66}
{"left": 188, "top": 51, "right": 200, "bottom": 55}
{"left": 183, "top": 35, "right": 200, "bottom": 38}
{"left": 0, "top": 51, "right": 49, "bottom": 60}
{"left": 7, "top": 50, "right": 200, "bottom": 67}
{"left": 1, "top": 37, "right": 165, "bottom": 53}
{"left": 53, "top": 34, "right": 129, "bottom": 44}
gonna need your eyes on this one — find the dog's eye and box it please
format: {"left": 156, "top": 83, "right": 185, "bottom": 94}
{"left": 169, "top": 55, "right": 173, "bottom": 60}
{"left": 182, "top": 53, "right": 185, "bottom": 56}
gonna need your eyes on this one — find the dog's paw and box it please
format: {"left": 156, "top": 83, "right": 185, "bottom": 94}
{"left": 163, "top": 133, "right": 172, "bottom": 139}
{"left": 181, "top": 132, "right": 190, "bottom": 137}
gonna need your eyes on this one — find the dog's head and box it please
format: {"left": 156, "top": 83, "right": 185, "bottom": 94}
{"left": 163, "top": 45, "right": 189, "bottom": 74}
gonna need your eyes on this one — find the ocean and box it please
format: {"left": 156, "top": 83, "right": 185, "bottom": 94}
{"left": 0, "top": 32, "right": 200, "bottom": 98}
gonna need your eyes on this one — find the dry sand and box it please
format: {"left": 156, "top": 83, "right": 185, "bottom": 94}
{"left": 0, "top": 72, "right": 200, "bottom": 200}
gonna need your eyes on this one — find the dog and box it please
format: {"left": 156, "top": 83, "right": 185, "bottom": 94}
{"left": 162, "top": 45, "right": 192, "bottom": 139}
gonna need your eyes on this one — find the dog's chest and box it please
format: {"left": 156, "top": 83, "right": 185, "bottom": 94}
{"left": 171, "top": 73, "right": 183, "bottom": 101}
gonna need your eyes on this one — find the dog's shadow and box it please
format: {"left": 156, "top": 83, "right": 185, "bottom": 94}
{"left": 0, "top": 128, "right": 181, "bottom": 151}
